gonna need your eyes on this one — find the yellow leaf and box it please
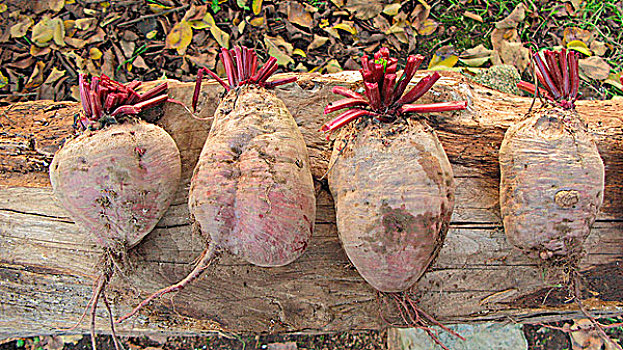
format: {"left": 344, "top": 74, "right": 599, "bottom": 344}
{"left": 250, "top": 17, "right": 264, "bottom": 26}
{"left": 382, "top": 3, "right": 401, "bottom": 16}
{"left": 264, "top": 35, "right": 294, "bottom": 66}
{"left": 89, "top": 47, "right": 102, "bottom": 60}
{"left": 417, "top": 19, "right": 438, "bottom": 35}
{"left": 0, "top": 71, "right": 8, "bottom": 89}
{"left": 10, "top": 15, "right": 34, "bottom": 38}
{"left": 293, "top": 48, "right": 306, "bottom": 57}
{"left": 148, "top": 3, "right": 171, "bottom": 13}
{"left": 202, "top": 12, "right": 230, "bottom": 48}
{"left": 238, "top": 20, "right": 246, "bottom": 34}
{"left": 50, "top": 0, "right": 65, "bottom": 12}
{"left": 604, "top": 73, "right": 623, "bottom": 91}
{"left": 146, "top": 30, "right": 158, "bottom": 39}
{"left": 252, "top": 0, "right": 262, "bottom": 15}
{"left": 428, "top": 54, "right": 458, "bottom": 70}
{"left": 567, "top": 40, "right": 592, "bottom": 56}
{"left": 332, "top": 22, "right": 357, "bottom": 35}
{"left": 319, "top": 18, "right": 330, "bottom": 28}
{"left": 32, "top": 16, "right": 58, "bottom": 47}
{"left": 0, "top": 3, "right": 7, "bottom": 13}
{"left": 43, "top": 67, "right": 66, "bottom": 85}
{"left": 83, "top": 8, "right": 97, "bottom": 15}
{"left": 166, "top": 20, "right": 193, "bottom": 55}
{"left": 325, "top": 58, "right": 342, "bottom": 73}
{"left": 52, "top": 18, "right": 65, "bottom": 46}
{"left": 75, "top": 18, "right": 97, "bottom": 31}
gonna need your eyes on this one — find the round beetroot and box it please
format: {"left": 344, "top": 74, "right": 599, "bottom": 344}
{"left": 50, "top": 121, "right": 181, "bottom": 251}
{"left": 50, "top": 74, "right": 181, "bottom": 350}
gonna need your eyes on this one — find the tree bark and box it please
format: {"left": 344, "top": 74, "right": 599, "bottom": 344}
{"left": 1, "top": 71, "right": 622, "bottom": 338}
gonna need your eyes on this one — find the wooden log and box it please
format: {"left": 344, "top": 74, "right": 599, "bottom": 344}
{"left": 1, "top": 71, "right": 622, "bottom": 338}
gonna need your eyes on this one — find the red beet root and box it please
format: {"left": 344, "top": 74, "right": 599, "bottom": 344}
{"left": 322, "top": 48, "right": 466, "bottom": 349}
{"left": 502, "top": 49, "right": 604, "bottom": 261}
{"left": 118, "top": 46, "right": 315, "bottom": 322}
{"left": 50, "top": 74, "right": 181, "bottom": 349}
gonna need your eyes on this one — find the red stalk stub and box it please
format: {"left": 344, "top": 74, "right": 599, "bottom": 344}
{"left": 320, "top": 48, "right": 467, "bottom": 134}
{"left": 77, "top": 74, "right": 174, "bottom": 130}
{"left": 192, "top": 46, "right": 298, "bottom": 111}
{"left": 517, "top": 49, "right": 580, "bottom": 110}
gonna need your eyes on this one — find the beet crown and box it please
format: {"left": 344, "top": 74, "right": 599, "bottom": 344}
{"left": 321, "top": 48, "right": 467, "bottom": 133}
{"left": 78, "top": 74, "right": 171, "bottom": 130}
{"left": 192, "top": 46, "right": 297, "bottom": 111}
{"left": 517, "top": 49, "right": 580, "bottom": 110}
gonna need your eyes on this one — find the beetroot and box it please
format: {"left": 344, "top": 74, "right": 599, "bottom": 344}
{"left": 118, "top": 46, "right": 315, "bottom": 322}
{"left": 502, "top": 49, "right": 604, "bottom": 261}
{"left": 321, "top": 48, "right": 466, "bottom": 348}
{"left": 50, "top": 74, "right": 181, "bottom": 349}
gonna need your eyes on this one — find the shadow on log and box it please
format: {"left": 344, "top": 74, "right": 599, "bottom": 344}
{"left": 1, "top": 71, "right": 622, "bottom": 338}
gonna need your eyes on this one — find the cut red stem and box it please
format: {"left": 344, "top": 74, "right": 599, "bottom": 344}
{"left": 324, "top": 98, "right": 370, "bottom": 114}
{"left": 533, "top": 51, "right": 562, "bottom": 100}
{"left": 397, "top": 72, "right": 440, "bottom": 105}
{"left": 320, "top": 108, "right": 374, "bottom": 132}
{"left": 264, "top": 76, "right": 297, "bottom": 88}
{"left": 400, "top": 101, "right": 468, "bottom": 114}
{"left": 332, "top": 86, "right": 365, "bottom": 99}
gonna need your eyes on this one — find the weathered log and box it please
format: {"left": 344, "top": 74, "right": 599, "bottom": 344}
{"left": 1, "top": 71, "right": 622, "bottom": 338}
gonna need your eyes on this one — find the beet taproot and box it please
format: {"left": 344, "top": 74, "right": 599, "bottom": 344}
{"left": 505, "top": 50, "right": 618, "bottom": 348}
{"left": 50, "top": 74, "right": 181, "bottom": 349}
{"left": 502, "top": 49, "right": 604, "bottom": 261}
{"left": 118, "top": 46, "right": 315, "bottom": 322}
{"left": 321, "top": 48, "right": 466, "bottom": 348}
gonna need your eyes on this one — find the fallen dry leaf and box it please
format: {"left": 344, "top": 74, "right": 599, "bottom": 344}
{"left": 264, "top": 35, "right": 293, "bottom": 66}
{"left": 288, "top": 2, "right": 313, "bottom": 28}
{"left": 579, "top": 56, "right": 611, "bottom": 80}
{"left": 417, "top": 19, "right": 437, "bottom": 35}
{"left": 89, "top": 47, "right": 102, "bottom": 60}
{"left": 590, "top": 40, "right": 608, "bottom": 56}
{"left": 31, "top": 15, "right": 65, "bottom": 47}
{"left": 567, "top": 40, "right": 592, "bottom": 56}
{"left": 464, "top": 11, "right": 483, "bottom": 22}
{"left": 495, "top": 3, "right": 526, "bottom": 29}
{"left": 333, "top": 21, "right": 357, "bottom": 35}
{"left": 428, "top": 45, "right": 458, "bottom": 70}
{"left": 10, "top": 14, "right": 34, "bottom": 38}
{"left": 498, "top": 42, "right": 530, "bottom": 72}
{"left": 0, "top": 71, "right": 8, "bottom": 89}
{"left": 345, "top": 0, "right": 383, "bottom": 20}
{"left": 204, "top": 13, "right": 230, "bottom": 48}
{"left": 252, "top": 0, "right": 263, "bottom": 15}
{"left": 382, "top": 3, "right": 401, "bottom": 16}
{"left": 24, "top": 61, "right": 45, "bottom": 90}
{"left": 563, "top": 27, "right": 593, "bottom": 46}
{"left": 325, "top": 58, "right": 342, "bottom": 73}
{"left": 460, "top": 44, "right": 493, "bottom": 67}
{"left": 166, "top": 20, "right": 193, "bottom": 55}
{"left": 307, "top": 35, "right": 328, "bottom": 50}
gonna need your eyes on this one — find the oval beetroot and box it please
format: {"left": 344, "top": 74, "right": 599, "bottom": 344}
{"left": 50, "top": 74, "right": 181, "bottom": 349}
{"left": 329, "top": 120, "right": 454, "bottom": 292}
{"left": 321, "top": 48, "right": 466, "bottom": 347}
{"left": 502, "top": 49, "right": 604, "bottom": 261}
{"left": 118, "top": 46, "right": 315, "bottom": 322}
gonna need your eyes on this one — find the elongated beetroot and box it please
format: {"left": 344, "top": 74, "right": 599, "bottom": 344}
{"left": 118, "top": 46, "right": 315, "bottom": 322}
{"left": 50, "top": 74, "right": 181, "bottom": 349}
{"left": 322, "top": 48, "right": 466, "bottom": 348}
{"left": 502, "top": 49, "right": 604, "bottom": 260}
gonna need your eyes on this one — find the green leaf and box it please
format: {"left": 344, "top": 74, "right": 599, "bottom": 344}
{"left": 237, "top": 0, "right": 249, "bottom": 10}
{"left": 211, "top": 0, "right": 221, "bottom": 13}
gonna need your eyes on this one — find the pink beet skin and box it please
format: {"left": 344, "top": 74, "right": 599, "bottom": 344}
{"left": 189, "top": 85, "right": 316, "bottom": 267}
{"left": 50, "top": 121, "right": 181, "bottom": 250}
{"left": 328, "top": 120, "right": 455, "bottom": 292}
